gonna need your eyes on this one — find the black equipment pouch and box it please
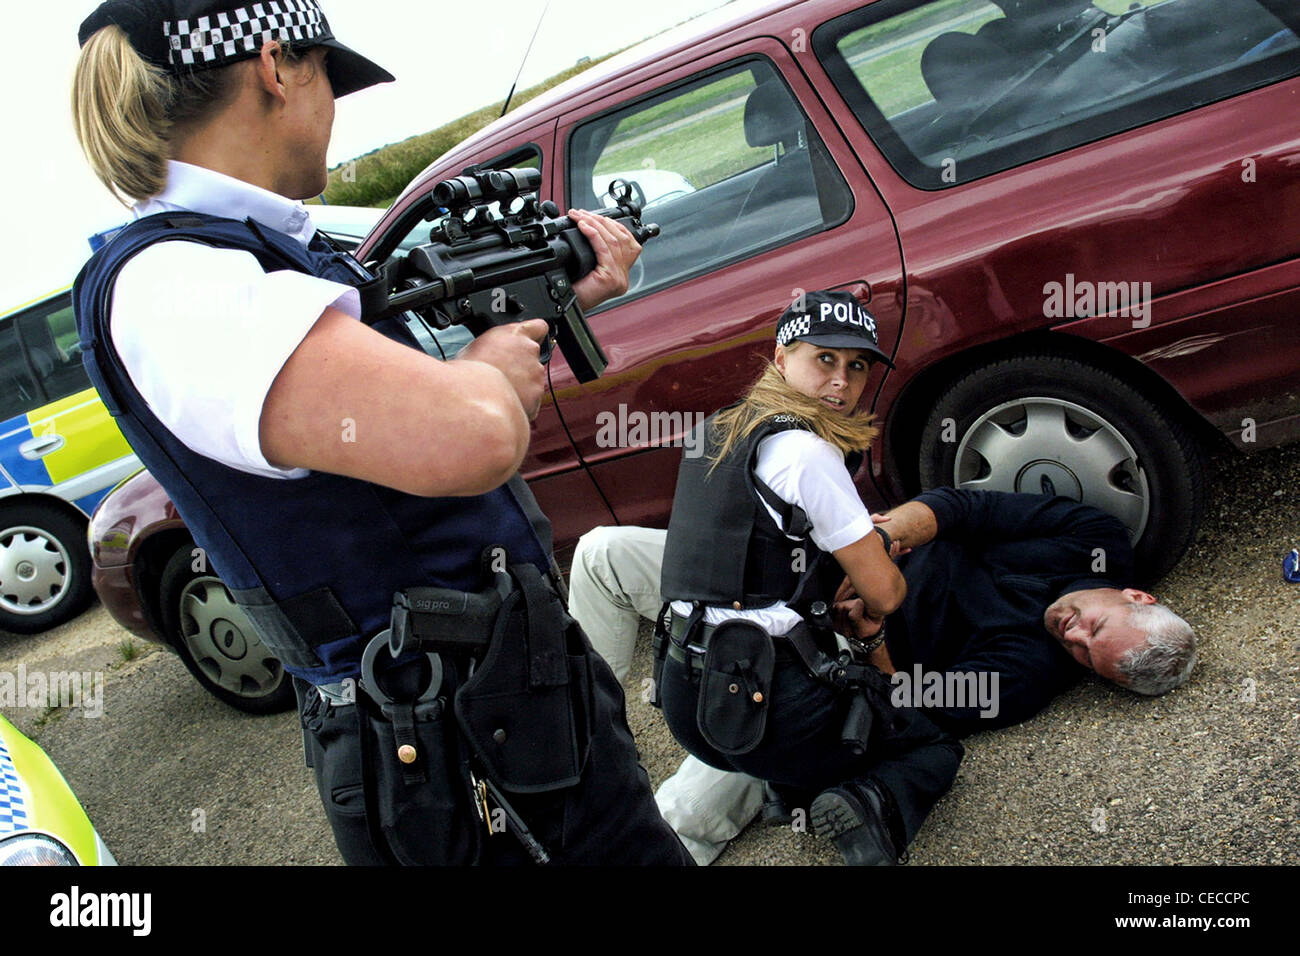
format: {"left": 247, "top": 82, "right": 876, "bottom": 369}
{"left": 356, "top": 638, "right": 482, "bottom": 866}
{"left": 454, "top": 563, "right": 591, "bottom": 793}
{"left": 360, "top": 691, "right": 482, "bottom": 865}
{"left": 696, "top": 620, "right": 776, "bottom": 755}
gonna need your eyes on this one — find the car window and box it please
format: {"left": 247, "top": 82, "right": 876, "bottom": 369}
{"left": 815, "top": 0, "right": 1300, "bottom": 188}
{"left": 0, "top": 294, "right": 92, "bottom": 420}
{"left": 0, "top": 321, "right": 40, "bottom": 421}
{"left": 567, "top": 58, "right": 853, "bottom": 308}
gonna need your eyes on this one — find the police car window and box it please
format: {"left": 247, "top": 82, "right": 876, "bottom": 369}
{"left": 0, "top": 321, "right": 39, "bottom": 421}
{"left": 1, "top": 295, "right": 93, "bottom": 419}
{"left": 567, "top": 59, "right": 852, "bottom": 310}
{"left": 815, "top": 0, "right": 1300, "bottom": 188}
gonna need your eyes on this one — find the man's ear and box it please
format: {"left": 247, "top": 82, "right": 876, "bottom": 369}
{"left": 1123, "top": 588, "right": 1157, "bottom": 605}
{"left": 252, "top": 41, "right": 287, "bottom": 102}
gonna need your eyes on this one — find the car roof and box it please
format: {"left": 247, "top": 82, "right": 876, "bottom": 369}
{"left": 397, "top": 0, "right": 801, "bottom": 201}
{"left": 0, "top": 287, "right": 72, "bottom": 321}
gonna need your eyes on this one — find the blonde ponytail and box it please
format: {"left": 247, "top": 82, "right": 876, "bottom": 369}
{"left": 73, "top": 25, "right": 174, "bottom": 204}
{"left": 72, "top": 24, "right": 246, "bottom": 205}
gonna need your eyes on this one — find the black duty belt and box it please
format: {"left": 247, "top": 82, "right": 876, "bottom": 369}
{"left": 667, "top": 610, "right": 799, "bottom": 670}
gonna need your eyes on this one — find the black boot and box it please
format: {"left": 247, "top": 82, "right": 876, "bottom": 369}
{"left": 810, "top": 780, "right": 904, "bottom": 866}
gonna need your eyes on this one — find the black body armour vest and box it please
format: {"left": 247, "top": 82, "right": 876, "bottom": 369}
{"left": 661, "top": 408, "right": 857, "bottom": 612}
{"left": 74, "top": 212, "right": 552, "bottom": 686}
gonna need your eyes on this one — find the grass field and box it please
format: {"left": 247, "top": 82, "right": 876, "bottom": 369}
{"left": 318, "top": 0, "right": 1177, "bottom": 207}
{"left": 318, "top": 56, "right": 616, "bottom": 208}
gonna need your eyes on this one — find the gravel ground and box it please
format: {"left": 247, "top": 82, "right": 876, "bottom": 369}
{"left": 2, "top": 442, "right": 1297, "bottom": 866}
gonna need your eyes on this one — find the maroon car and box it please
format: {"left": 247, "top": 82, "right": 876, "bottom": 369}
{"left": 89, "top": 0, "right": 1300, "bottom": 711}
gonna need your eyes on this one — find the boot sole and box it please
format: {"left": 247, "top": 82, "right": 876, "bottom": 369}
{"left": 810, "top": 789, "right": 897, "bottom": 866}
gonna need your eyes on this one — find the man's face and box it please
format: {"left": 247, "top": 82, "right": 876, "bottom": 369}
{"left": 1043, "top": 587, "right": 1156, "bottom": 684}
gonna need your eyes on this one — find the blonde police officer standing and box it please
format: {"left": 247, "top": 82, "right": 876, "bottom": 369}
{"left": 71, "top": 0, "right": 693, "bottom": 865}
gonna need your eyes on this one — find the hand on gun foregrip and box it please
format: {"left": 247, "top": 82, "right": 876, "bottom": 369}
{"left": 571, "top": 209, "right": 642, "bottom": 310}
{"left": 458, "top": 319, "right": 549, "bottom": 421}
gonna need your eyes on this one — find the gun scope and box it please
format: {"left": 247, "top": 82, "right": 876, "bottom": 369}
{"left": 432, "top": 166, "right": 543, "bottom": 208}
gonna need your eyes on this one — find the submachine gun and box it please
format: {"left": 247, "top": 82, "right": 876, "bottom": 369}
{"left": 367, "top": 165, "right": 659, "bottom": 383}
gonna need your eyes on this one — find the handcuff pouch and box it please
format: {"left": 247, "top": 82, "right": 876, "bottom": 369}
{"left": 359, "top": 691, "right": 482, "bottom": 866}
{"left": 696, "top": 619, "right": 775, "bottom": 755}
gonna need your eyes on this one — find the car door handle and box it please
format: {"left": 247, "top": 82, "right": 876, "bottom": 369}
{"left": 19, "top": 434, "right": 65, "bottom": 459}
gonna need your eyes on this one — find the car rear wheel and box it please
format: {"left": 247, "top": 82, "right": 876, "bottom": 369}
{"left": 917, "top": 355, "right": 1206, "bottom": 584}
{"left": 0, "top": 503, "right": 94, "bottom": 635}
{"left": 158, "top": 544, "right": 294, "bottom": 714}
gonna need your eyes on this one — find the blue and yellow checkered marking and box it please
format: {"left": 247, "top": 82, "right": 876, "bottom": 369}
{"left": 0, "top": 390, "right": 133, "bottom": 502}
{"left": 0, "top": 733, "right": 31, "bottom": 835}
{"left": 0, "top": 411, "right": 50, "bottom": 487}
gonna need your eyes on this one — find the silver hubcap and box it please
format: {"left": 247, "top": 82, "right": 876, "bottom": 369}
{"left": 178, "top": 577, "right": 282, "bottom": 698}
{"left": 0, "top": 525, "right": 70, "bottom": 616}
{"left": 951, "top": 398, "right": 1149, "bottom": 543}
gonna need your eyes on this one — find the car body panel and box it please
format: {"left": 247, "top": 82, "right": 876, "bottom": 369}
{"left": 0, "top": 712, "right": 114, "bottom": 865}
{"left": 90, "top": 0, "right": 1300, "bottom": 701}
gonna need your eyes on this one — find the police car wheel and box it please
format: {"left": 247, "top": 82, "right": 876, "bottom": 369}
{"left": 917, "top": 354, "right": 1206, "bottom": 585}
{"left": 159, "top": 545, "right": 295, "bottom": 714}
{"left": 0, "top": 503, "right": 95, "bottom": 635}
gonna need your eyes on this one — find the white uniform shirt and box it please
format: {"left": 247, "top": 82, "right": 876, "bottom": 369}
{"left": 672, "top": 428, "right": 875, "bottom": 635}
{"left": 110, "top": 161, "right": 361, "bottom": 479}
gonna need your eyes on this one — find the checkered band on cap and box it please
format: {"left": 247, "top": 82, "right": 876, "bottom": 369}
{"left": 776, "top": 314, "right": 811, "bottom": 346}
{"left": 164, "top": 1, "right": 328, "bottom": 68}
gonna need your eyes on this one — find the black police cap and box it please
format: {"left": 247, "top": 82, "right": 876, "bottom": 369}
{"left": 775, "top": 290, "right": 895, "bottom": 368}
{"left": 78, "top": 0, "right": 394, "bottom": 98}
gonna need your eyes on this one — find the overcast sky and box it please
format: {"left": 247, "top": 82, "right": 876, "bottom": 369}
{"left": 1, "top": 0, "right": 738, "bottom": 307}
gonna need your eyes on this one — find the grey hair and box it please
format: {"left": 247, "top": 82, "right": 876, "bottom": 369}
{"left": 1117, "top": 602, "right": 1197, "bottom": 695}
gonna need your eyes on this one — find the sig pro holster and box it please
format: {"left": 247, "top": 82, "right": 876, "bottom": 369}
{"left": 361, "top": 557, "right": 592, "bottom": 864}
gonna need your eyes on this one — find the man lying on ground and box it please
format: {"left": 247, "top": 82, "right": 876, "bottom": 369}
{"left": 569, "top": 488, "right": 1197, "bottom": 864}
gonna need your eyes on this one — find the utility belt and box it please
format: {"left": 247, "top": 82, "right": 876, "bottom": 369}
{"left": 655, "top": 603, "right": 901, "bottom": 758}
{"left": 319, "top": 554, "right": 591, "bottom": 865}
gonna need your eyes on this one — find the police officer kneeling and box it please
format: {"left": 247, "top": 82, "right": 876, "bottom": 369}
{"left": 656, "top": 292, "right": 963, "bottom": 865}
{"left": 71, "top": 0, "right": 691, "bottom": 865}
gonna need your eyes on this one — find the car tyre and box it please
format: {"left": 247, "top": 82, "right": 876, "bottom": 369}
{"left": 0, "top": 502, "right": 95, "bottom": 635}
{"left": 158, "top": 544, "right": 294, "bottom": 714}
{"left": 918, "top": 355, "right": 1206, "bottom": 584}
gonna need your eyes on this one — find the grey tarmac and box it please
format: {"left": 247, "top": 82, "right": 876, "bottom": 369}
{"left": 3, "top": 443, "right": 1297, "bottom": 866}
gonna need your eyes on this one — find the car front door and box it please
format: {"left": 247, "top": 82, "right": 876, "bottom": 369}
{"left": 549, "top": 35, "right": 907, "bottom": 528}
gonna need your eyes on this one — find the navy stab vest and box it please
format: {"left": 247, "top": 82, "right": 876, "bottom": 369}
{"left": 73, "top": 212, "right": 551, "bottom": 686}
{"left": 661, "top": 408, "right": 855, "bottom": 611}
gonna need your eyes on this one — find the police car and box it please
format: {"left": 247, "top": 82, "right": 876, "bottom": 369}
{"left": 0, "top": 712, "right": 116, "bottom": 865}
{"left": 0, "top": 287, "right": 139, "bottom": 635}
